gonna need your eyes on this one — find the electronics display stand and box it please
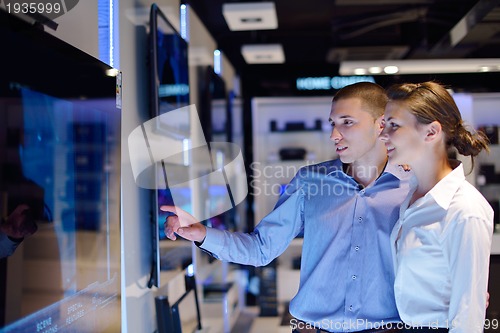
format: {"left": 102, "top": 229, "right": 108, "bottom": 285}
{"left": 155, "top": 274, "right": 202, "bottom": 333}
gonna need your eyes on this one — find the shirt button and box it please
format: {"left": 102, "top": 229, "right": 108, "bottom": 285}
{"left": 355, "top": 246, "right": 360, "bottom": 251}
{"left": 352, "top": 275, "right": 357, "bottom": 280}
{"left": 359, "top": 189, "right": 365, "bottom": 195}
{"left": 349, "top": 305, "right": 353, "bottom": 311}
{"left": 358, "top": 217, "right": 363, "bottom": 222}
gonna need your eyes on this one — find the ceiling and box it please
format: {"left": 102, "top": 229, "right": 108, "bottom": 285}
{"left": 187, "top": 0, "right": 500, "bottom": 94}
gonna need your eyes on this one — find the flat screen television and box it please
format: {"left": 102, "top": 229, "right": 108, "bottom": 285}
{"left": 0, "top": 9, "right": 121, "bottom": 332}
{"left": 198, "top": 65, "right": 228, "bottom": 144}
{"left": 197, "top": 66, "right": 240, "bottom": 233}
{"left": 149, "top": 3, "right": 190, "bottom": 120}
{"left": 148, "top": 3, "right": 192, "bottom": 288}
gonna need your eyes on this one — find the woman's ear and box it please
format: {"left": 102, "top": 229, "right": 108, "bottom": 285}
{"left": 424, "top": 121, "right": 442, "bottom": 142}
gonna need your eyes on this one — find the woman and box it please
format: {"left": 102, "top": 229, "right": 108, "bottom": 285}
{"left": 379, "top": 81, "right": 493, "bottom": 332}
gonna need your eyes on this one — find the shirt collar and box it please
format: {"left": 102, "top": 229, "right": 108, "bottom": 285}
{"left": 326, "top": 158, "right": 410, "bottom": 182}
{"left": 326, "top": 158, "right": 345, "bottom": 176}
{"left": 427, "top": 160, "right": 465, "bottom": 210}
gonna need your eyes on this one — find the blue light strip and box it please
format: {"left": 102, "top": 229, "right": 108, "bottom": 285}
{"left": 109, "top": 0, "right": 113, "bottom": 67}
{"left": 98, "top": 0, "right": 119, "bottom": 69}
{"left": 214, "top": 49, "right": 222, "bottom": 75}
{"left": 180, "top": 4, "right": 189, "bottom": 41}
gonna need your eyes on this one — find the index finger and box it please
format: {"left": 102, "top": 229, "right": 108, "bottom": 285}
{"left": 160, "top": 205, "right": 176, "bottom": 213}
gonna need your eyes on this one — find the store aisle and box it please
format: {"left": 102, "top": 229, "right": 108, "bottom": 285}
{"left": 231, "top": 305, "right": 292, "bottom": 333}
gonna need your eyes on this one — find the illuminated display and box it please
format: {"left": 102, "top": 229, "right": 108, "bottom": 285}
{"left": 0, "top": 9, "right": 120, "bottom": 332}
{"left": 296, "top": 75, "right": 375, "bottom": 91}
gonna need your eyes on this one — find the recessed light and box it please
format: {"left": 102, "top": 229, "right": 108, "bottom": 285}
{"left": 479, "top": 66, "right": 492, "bottom": 72}
{"left": 368, "top": 66, "right": 383, "bottom": 74}
{"left": 223, "top": 2, "right": 278, "bottom": 31}
{"left": 106, "top": 69, "right": 119, "bottom": 77}
{"left": 353, "top": 68, "right": 367, "bottom": 75}
{"left": 340, "top": 59, "right": 500, "bottom": 75}
{"left": 241, "top": 44, "right": 285, "bottom": 64}
{"left": 383, "top": 66, "right": 399, "bottom": 74}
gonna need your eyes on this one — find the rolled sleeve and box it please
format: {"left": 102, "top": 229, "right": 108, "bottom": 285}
{"left": 0, "top": 232, "right": 20, "bottom": 258}
{"left": 199, "top": 227, "right": 226, "bottom": 259}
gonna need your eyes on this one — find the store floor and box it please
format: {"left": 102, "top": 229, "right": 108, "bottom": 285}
{"left": 230, "top": 304, "right": 292, "bottom": 333}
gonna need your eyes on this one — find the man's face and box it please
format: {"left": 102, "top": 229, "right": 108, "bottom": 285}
{"left": 329, "top": 97, "right": 383, "bottom": 164}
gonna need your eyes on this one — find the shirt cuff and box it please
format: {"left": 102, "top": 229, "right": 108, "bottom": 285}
{"left": 199, "top": 227, "right": 225, "bottom": 257}
{"left": 7, "top": 236, "right": 24, "bottom": 243}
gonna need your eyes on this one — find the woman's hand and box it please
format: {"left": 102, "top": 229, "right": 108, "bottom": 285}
{"left": 160, "top": 205, "right": 207, "bottom": 243}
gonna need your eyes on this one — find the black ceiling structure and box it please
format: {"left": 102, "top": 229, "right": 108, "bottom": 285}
{"left": 187, "top": 0, "right": 500, "bottom": 95}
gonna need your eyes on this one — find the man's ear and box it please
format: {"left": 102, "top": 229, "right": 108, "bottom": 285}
{"left": 424, "top": 121, "right": 442, "bottom": 142}
{"left": 376, "top": 115, "right": 385, "bottom": 135}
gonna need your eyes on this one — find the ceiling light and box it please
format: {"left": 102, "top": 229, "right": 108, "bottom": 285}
{"left": 340, "top": 59, "right": 500, "bottom": 75}
{"left": 106, "top": 68, "right": 120, "bottom": 77}
{"left": 335, "top": 0, "right": 432, "bottom": 4}
{"left": 368, "top": 66, "right": 383, "bottom": 74}
{"left": 222, "top": 2, "right": 278, "bottom": 31}
{"left": 241, "top": 44, "right": 285, "bottom": 64}
{"left": 384, "top": 66, "right": 399, "bottom": 74}
{"left": 354, "top": 68, "right": 367, "bottom": 75}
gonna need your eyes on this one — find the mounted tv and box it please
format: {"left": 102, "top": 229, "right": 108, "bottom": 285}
{"left": 0, "top": 9, "right": 121, "bottom": 332}
{"left": 198, "top": 65, "right": 228, "bottom": 144}
{"left": 197, "top": 66, "right": 239, "bottom": 234}
{"left": 148, "top": 3, "right": 192, "bottom": 288}
{"left": 149, "top": 3, "right": 190, "bottom": 120}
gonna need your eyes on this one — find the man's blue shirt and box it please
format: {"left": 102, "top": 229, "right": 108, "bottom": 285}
{"left": 200, "top": 159, "right": 410, "bottom": 332}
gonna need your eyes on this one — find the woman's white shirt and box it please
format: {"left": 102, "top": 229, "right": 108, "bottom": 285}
{"left": 392, "top": 162, "right": 493, "bottom": 333}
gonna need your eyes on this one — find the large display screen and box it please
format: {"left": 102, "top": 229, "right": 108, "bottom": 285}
{"left": 148, "top": 4, "right": 192, "bottom": 287}
{"left": 149, "top": 3, "right": 190, "bottom": 120}
{"left": 0, "top": 9, "right": 121, "bottom": 332}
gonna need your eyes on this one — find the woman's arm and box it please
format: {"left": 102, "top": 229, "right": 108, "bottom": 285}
{"left": 446, "top": 215, "right": 493, "bottom": 332}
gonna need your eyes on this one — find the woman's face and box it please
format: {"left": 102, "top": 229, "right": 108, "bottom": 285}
{"left": 379, "top": 101, "right": 428, "bottom": 166}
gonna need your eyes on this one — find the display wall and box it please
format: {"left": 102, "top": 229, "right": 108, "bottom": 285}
{"left": 0, "top": 9, "right": 121, "bottom": 332}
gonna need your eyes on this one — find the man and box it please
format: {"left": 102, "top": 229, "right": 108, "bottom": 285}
{"left": 0, "top": 204, "right": 37, "bottom": 258}
{"left": 163, "top": 82, "right": 410, "bottom": 333}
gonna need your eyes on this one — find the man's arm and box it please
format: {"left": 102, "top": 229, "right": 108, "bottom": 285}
{"left": 0, "top": 229, "right": 21, "bottom": 258}
{"left": 0, "top": 204, "right": 37, "bottom": 258}
{"left": 162, "top": 168, "right": 307, "bottom": 267}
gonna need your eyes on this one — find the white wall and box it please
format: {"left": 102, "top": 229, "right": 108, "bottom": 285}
{"left": 119, "top": 0, "right": 160, "bottom": 332}
{"left": 49, "top": 0, "right": 99, "bottom": 58}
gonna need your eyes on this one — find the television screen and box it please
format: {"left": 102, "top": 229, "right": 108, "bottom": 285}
{"left": 198, "top": 65, "right": 227, "bottom": 144}
{"left": 148, "top": 4, "right": 192, "bottom": 287}
{"left": 149, "top": 3, "right": 190, "bottom": 120}
{"left": 0, "top": 9, "right": 121, "bottom": 332}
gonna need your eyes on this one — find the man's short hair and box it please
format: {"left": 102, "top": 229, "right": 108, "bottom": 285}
{"left": 332, "top": 82, "right": 388, "bottom": 118}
